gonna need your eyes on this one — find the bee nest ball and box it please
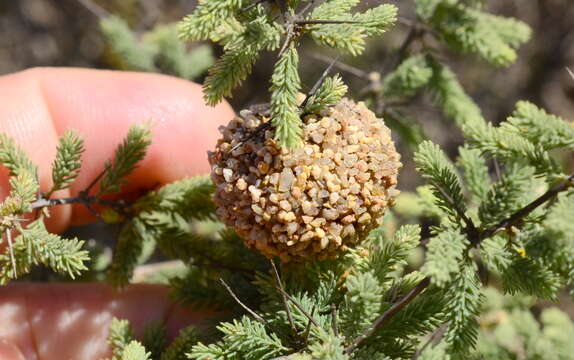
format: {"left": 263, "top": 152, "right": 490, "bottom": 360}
{"left": 208, "top": 98, "right": 402, "bottom": 262}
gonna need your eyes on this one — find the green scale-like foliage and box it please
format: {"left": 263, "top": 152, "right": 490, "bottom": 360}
{"left": 416, "top": 0, "right": 531, "bottom": 66}
{"left": 0, "top": 130, "right": 91, "bottom": 283}
{"left": 0, "top": 220, "right": 89, "bottom": 284}
{"left": 50, "top": 130, "right": 84, "bottom": 195}
{"left": 174, "top": 224, "right": 448, "bottom": 360}
{"left": 107, "top": 175, "right": 219, "bottom": 287}
{"left": 100, "top": 16, "right": 158, "bottom": 72}
{"left": 303, "top": 74, "right": 348, "bottom": 115}
{"left": 271, "top": 45, "right": 304, "bottom": 148}
{"left": 100, "top": 16, "right": 214, "bottom": 80}
{"left": 179, "top": 0, "right": 397, "bottom": 148}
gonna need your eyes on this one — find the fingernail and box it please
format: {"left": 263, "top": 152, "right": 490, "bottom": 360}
{"left": 0, "top": 339, "right": 26, "bottom": 360}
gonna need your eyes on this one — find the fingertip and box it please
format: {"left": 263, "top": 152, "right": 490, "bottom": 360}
{"left": 0, "top": 339, "right": 26, "bottom": 360}
{"left": 0, "top": 283, "right": 214, "bottom": 360}
{"left": 36, "top": 68, "right": 234, "bottom": 225}
{"left": 36, "top": 67, "right": 234, "bottom": 182}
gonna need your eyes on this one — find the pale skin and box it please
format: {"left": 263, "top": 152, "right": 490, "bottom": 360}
{"left": 0, "top": 68, "right": 234, "bottom": 360}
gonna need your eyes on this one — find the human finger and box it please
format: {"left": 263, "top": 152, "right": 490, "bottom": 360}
{"left": 0, "top": 283, "right": 214, "bottom": 360}
{"left": 0, "top": 68, "right": 233, "bottom": 232}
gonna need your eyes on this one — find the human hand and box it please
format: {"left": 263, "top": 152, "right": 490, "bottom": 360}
{"left": 0, "top": 68, "right": 234, "bottom": 360}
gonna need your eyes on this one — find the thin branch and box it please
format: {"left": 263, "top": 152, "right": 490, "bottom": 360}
{"left": 86, "top": 165, "right": 109, "bottom": 196}
{"left": 295, "top": 19, "right": 360, "bottom": 26}
{"left": 331, "top": 303, "right": 339, "bottom": 337}
{"left": 412, "top": 323, "right": 448, "bottom": 359}
{"left": 566, "top": 67, "right": 574, "bottom": 80}
{"left": 75, "top": 0, "right": 109, "bottom": 19}
{"left": 274, "top": 285, "right": 321, "bottom": 328}
{"left": 309, "top": 53, "right": 370, "bottom": 80}
{"left": 493, "top": 158, "right": 502, "bottom": 182}
{"left": 277, "top": 23, "right": 295, "bottom": 58}
{"left": 345, "top": 277, "right": 431, "bottom": 354}
{"left": 297, "top": 0, "right": 317, "bottom": 17}
{"left": 220, "top": 279, "right": 268, "bottom": 325}
{"left": 30, "top": 195, "right": 130, "bottom": 211}
{"left": 84, "top": 202, "right": 104, "bottom": 220}
{"left": 481, "top": 173, "right": 574, "bottom": 239}
{"left": 5, "top": 229, "right": 16, "bottom": 279}
{"left": 303, "top": 306, "right": 316, "bottom": 344}
{"left": 270, "top": 261, "right": 297, "bottom": 334}
{"left": 239, "top": 0, "right": 267, "bottom": 13}
{"left": 300, "top": 55, "right": 340, "bottom": 110}
{"left": 431, "top": 180, "right": 479, "bottom": 243}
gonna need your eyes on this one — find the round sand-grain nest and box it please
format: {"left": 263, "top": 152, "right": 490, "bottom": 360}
{"left": 208, "top": 98, "right": 401, "bottom": 262}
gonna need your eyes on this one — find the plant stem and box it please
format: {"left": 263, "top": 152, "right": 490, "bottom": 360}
{"left": 300, "top": 55, "right": 339, "bottom": 110}
{"left": 480, "top": 173, "right": 574, "bottom": 239}
{"left": 75, "top": 0, "right": 109, "bottom": 19}
{"left": 345, "top": 277, "right": 431, "bottom": 354}
{"left": 220, "top": 279, "right": 268, "bottom": 325}
{"left": 31, "top": 195, "right": 129, "bottom": 211}
{"left": 309, "top": 53, "right": 370, "bottom": 80}
{"left": 271, "top": 261, "right": 297, "bottom": 335}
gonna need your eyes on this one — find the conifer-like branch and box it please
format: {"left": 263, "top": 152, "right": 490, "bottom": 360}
{"left": 345, "top": 277, "right": 432, "bottom": 354}
{"left": 48, "top": 130, "right": 85, "bottom": 197}
{"left": 346, "top": 171, "right": 574, "bottom": 355}
{"left": 481, "top": 173, "right": 574, "bottom": 239}
{"left": 180, "top": 0, "right": 398, "bottom": 148}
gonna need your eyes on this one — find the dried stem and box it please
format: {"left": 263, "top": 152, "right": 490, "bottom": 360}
{"left": 31, "top": 195, "right": 129, "bottom": 211}
{"left": 75, "top": 0, "right": 109, "bottom": 19}
{"left": 345, "top": 277, "right": 431, "bottom": 354}
{"left": 309, "top": 53, "right": 370, "bottom": 80}
{"left": 270, "top": 261, "right": 297, "bottom": 334}
{"left": 220, "top": 278, "right": 268, "bottom": 325}
{"left": 481, "top": 173, "right": 574, "bottom": 239}
{"left": 300, "top": 55, "right": 339, "bottom": 110}
{"left": 5, "top": 229, "right": 16, "bottom": 279}
{"left": 274, "top": 284, "right": 320, "bottom": 328}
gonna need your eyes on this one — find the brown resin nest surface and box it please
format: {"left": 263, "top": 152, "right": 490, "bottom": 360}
{"left": 208, "top": 98, "right": 402, "bottom": 262}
